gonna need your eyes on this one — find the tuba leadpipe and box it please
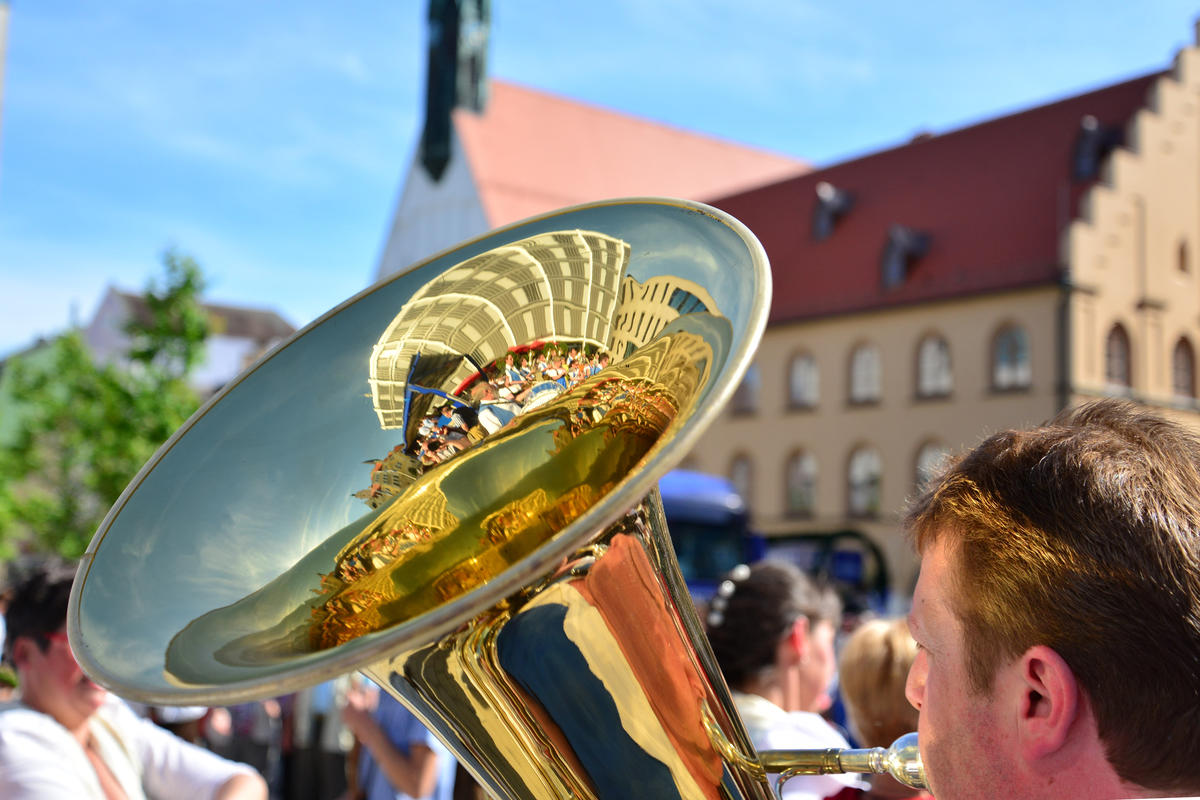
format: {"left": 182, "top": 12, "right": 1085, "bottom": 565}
{"left": 760, "top": 733, "right": 926, "bottom": 791}
{"left": 68, "top": 198, "right": 923, "bottom": 800}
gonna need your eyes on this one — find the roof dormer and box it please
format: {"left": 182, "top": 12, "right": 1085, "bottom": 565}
{"left": 881, "top": 225, "right": 931, "bottom": 288}
{"left": 812, "top": 181, "right": 855, "bottom": 241}
{"left": 1072, "top": 114, "right": 1123, "bottom": 181}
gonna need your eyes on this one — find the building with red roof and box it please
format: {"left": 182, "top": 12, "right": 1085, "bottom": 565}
{"left": 373, "top": 79, "right": 807, "bottom": 281}
{"left": 682, "top": 25, "right": 1200, "bottom": 597}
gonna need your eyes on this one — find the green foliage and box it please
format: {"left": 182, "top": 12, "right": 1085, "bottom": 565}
{"left": 124, "top": 249, "right": 210, "bottom": 379}
{"left": 0, "top": 251, "right": 210, "bottom": 559}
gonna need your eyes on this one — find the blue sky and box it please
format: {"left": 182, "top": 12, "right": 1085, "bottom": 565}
{"left": 2, "top": 1, "right": 1198, "bottom": 358}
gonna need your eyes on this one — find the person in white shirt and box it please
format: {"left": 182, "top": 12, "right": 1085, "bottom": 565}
{"left": 705, "top": 560, "right": 863, "bottom": 800}
{"left": 0, "top": 559, "right": 267, "bottom": 800}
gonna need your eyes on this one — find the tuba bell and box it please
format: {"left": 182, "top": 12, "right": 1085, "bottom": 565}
{"left": 67, "top": 198, "right": 924, "bottom": 799}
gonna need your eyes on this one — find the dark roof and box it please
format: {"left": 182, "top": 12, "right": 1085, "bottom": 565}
{"left": 116, "top": 290, "right": 295, "bottom": 343}
{"left": 709, "top": 72, "right": 1163, "bottom": 325}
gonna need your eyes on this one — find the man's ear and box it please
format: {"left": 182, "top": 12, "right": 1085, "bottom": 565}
{"left": 782, "top": 616, "right": 810, "bottom": 664}
{"left": 1016, "top": 645, "right": 1079, "bottom": 761}
{"left": 9, "top": 635, "right": 36, "bottom": 668}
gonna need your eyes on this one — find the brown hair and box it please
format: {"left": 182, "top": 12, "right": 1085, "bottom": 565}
{"left": 705, "top": 560, "right": 841, "bottom": 690}
{"left": 905, "top": 399, "right": 1200, "bottom": 791}
{"left": 838, "top": 617, "right": 918, "bottom": 748}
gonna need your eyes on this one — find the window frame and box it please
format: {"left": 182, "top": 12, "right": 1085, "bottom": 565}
{"left": 915, "top": 334, "right": 953, "bottom": 399}
{"left": 1105, "top": 323, "right": 1132, "bottom": 392}
{"left": 788, "top": 352, "right": 820, "bottom": 410}
{"left": 914, "top": 441, "right": 950, "bottom": 493}
{"left": 785, "top": 449, "right": 817, "bottom": 518}
{"left": 848, "top": 343, "right": 881, "bottom": 406}
{"left": 1173, "top": 336, "right": 1195, "bottom": 401}
{"left": 729, "top": 453, "right": 753, "bottom": 508}
{"left": 730, "top": 362, "right": 761, "bottom": 416}
{"left": 991, "top": 324, "right": 1032, "bottom": 392}
{"left": 846, "top": 445, "right": 882, "bottom": 518}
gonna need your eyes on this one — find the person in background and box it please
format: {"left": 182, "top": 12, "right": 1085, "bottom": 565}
{"left": 905, "top": 399, "right": 1200, "bottom": 799}
{"left": 828, "top": 617, "right": 931, "bottom": 800}
{"left": 285, "top": 676, "right": 355, "bottom": 800}
{"left": 705, "top": 560, "right": 862, "bottom": 800}
{"left": 0, "top": 581, "right": 14, "bottom": 701}
{"left": 340, "top": 683, "right": 455, "bottom": 800}
{"left": 209, "top": 699, "right": 283, "bottom": 798}
{"left": 0, "top": 558, "right": 267, "bottom": 799}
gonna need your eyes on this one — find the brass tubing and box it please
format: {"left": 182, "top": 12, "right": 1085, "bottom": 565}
{"left": 759, "top": 733, "right": 927, "bottom": 791}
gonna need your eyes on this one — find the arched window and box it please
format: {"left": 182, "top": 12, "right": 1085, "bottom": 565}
{"left": 788, "top": 353, "right": 819, "bottom": 409}
{"left": 785, "top": 450, "right": 817, "bottom": 517}
{"left": 848, "top": 344, "right": 881, "bottom": 404}
{"left": 847, "top": 446, "right": 882, "bottom": 518}
{"left": 1179, "top": 240, "right": 1190, "bottom": 274}
{"left": 915, "top": 442, "right": 951, "bottom": 492}
{"left": 1105, "top": 324, "right": 1131, "bottom": 391}
{"left": 992, "top": 325, "right": 1031, "bottom": 390}
{"left": 916, "top": 335, "right": 952, "bottom": 398}
{"left": 729, "top": 454, "right": 753, "bottom": 508}
{"left": 730, "top": 362, "right": 760, "bottom": 415}
{"left": 1173, "top": 337, "right": 1195, "bottom": 400}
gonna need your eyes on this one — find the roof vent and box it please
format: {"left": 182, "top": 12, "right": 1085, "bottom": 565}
{"left": 1072, "top": 114, "right": 1123, "bottom": 181}
{"left": 812, "top": 181, "right": 855, "bottom": 241}
{"left": 881, "top": 225, "right": 931, "bottom": 288}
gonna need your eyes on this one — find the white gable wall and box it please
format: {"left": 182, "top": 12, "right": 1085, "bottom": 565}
{"left": 374, "top": 132, "right": 490, "bottom": 282}
{"left": 84, "top": 288, "right": 135, "bottom": 367}
{"left": 82, "top": 287, "right": 282, "bottom": 396}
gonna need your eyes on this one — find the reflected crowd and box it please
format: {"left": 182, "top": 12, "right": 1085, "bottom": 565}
{"left": 407, "top": 344, "right": 610, "bottom": 470}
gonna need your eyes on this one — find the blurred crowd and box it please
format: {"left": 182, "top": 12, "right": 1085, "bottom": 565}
{"left": 0, "top": 558, "right": 466, "bottom": 800}
{"left": 0, "top": 552, "right": 920, "bottom": 800}
{"left": 704, "top": 560, "right": 929, "bottom": 800}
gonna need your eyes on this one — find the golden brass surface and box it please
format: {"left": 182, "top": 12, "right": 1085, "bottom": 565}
{"left": 67, "top": 198, "right": 923, "bottom": 799}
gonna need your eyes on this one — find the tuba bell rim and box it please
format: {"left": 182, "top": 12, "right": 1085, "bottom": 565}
{"left": 67, "top": 196, "right": 772, "bottom": 707}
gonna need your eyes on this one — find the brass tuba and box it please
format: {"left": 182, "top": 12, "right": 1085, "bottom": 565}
{"left": 67, "top": 198, "right": 924, "bottom": 799}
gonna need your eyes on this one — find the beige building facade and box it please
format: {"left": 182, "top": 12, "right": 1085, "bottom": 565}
{"left": 1066, "top": 39, "right": 1200, "bottom": 417}
{"left": 684, "top": 26, "right": 1200, "bottom": 599}
{"left": 683, "top": 287, "right": 1062, "bottom": 595}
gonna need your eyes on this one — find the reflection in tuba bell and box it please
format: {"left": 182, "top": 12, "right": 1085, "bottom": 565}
{"left": 67, "top": 198, "right": 924, "bottom": 799}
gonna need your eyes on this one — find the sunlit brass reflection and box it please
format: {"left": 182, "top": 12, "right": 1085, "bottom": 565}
{"left": 163, "top": 319, "right": 719, "bottom": 678}
{"left": 69, "top": 199, "right": 921, "bottom": 800}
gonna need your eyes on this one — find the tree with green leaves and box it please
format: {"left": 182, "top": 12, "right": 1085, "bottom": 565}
{"left": 0, "top": 249, "right": 210, "bottom": 559}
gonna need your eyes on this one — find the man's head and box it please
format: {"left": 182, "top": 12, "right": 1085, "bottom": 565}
{"left": 3, "top": 559, "right": 75, "bottom": 667}
{"left": 471, "top": 381, "right": 497, "bottom": 403}
{"left": 905, "top": 399, "right": 1200, "bottom": 797}
{"left": 5, "top": 559, "right": 108, "bottom": 728}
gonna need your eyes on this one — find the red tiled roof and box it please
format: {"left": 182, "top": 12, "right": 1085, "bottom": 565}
{"left": 710, "top": 73, "right": 1162, "bottom": 324}
{"left": 454, "top": 79, "right": 809, "bottom": 226}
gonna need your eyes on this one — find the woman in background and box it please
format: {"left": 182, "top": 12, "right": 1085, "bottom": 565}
{"left": 827, "top": 617, "right": 932, "bottom": 800}
{"left": 705, "top": 560, "right": 863, "bottom": 800}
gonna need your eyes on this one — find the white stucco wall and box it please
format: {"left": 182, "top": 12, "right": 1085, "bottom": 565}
{"left": 373, "top": 132, "right": 490, "bottom": 282}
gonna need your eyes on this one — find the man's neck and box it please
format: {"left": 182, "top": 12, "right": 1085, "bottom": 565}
{"left": 19, "top": 689, "right": 91, "bottom": 745}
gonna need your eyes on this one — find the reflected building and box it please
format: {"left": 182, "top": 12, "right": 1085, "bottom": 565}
{"left": 608, "top": 276, "right": 718, "bottom": 362}
{"left": 369, "top": 229, "right": 630, "bottom": 431}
